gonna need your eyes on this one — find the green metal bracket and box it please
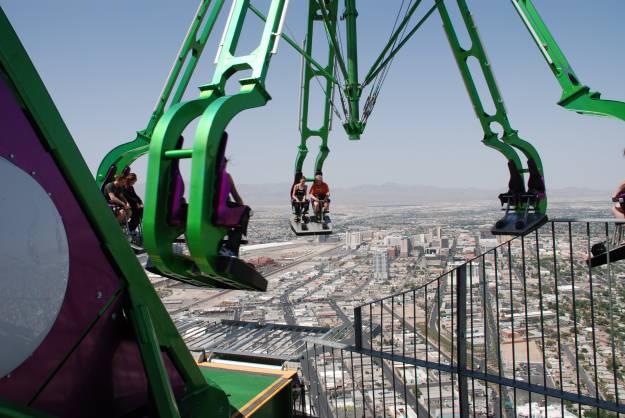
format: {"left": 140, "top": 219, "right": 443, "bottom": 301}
{"left": 438, "top": 0, "right": 546, "bottom": 214}
{"left": 294, "top": 0, "right": 338, "bottom": 179}
{"left": 96, "top": 0, "right": 225, "bottom": 186}
{"left": 130, "top": 305, "right": 182, "bottom": 418}
{"left": 512, "top": 0, "right": 625, "bottom": 122}
{"left": 143, "top": 0, "right": 288, "bottom": 284}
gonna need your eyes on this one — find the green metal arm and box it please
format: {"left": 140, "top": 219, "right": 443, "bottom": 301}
{"left": 512, "top": 0, "right": 625, "bottom": 122}
{"left": 96, "top": 0, "right": 225, "bottom": 186}
{"left": 294, "top": 0, "right": 338, "bottom": 179}
{"left": 144, "top": 0, "right": 288, "bottom": 284}
{"left": 438, "top": 0, "right": 546, "bottom": 214}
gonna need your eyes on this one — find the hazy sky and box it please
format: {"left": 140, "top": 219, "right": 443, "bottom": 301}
{"left": 2, "top": 1, "right": 624, "bottom": 191}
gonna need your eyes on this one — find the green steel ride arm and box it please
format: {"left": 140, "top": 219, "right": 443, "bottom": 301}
{"left": 342, "top": 0, "right": 363, "bottom": 139}
{"left": 512, "top": 0, "right": 625, "bottom": 122}
{"left": 294, "top": 0, "right": 338, "bottom": 179}
{"left": 143, "top": 0, "right": 289, "bottom": 284}
{"left": 438, "top": 0, "right": 546, "bottom": 214}
{"left": 96, "top": 0, "right": 225, "bottom": 186}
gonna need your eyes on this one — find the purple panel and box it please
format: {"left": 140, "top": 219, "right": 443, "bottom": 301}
{"left": 30, "top": 296, "right": 184, "bottom": 417}
{"left": 0, "top": 76, "right": 154, "bottom": 411}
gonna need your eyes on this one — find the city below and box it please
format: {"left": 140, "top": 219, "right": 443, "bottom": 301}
{"left": 147, "top": 198, "right": 625, "bottom": 418}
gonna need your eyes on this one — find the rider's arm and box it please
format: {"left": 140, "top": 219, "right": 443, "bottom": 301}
{"left": 108, "top": 192, "right": 127, "bottom": 207}
{"left": 291, "top": 184, "right": 298, "bottom": 201}
{"left": 228, "top": 173, "right": 244, "bottom": 205}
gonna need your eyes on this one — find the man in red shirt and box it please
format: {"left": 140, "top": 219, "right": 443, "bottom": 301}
{"left": 309, "top": 174, "right": 330, "bottom": 216}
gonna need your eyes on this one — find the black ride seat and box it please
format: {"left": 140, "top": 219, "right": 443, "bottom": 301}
{"left": 493, "top": 159, "right": 547, "bottom": 236}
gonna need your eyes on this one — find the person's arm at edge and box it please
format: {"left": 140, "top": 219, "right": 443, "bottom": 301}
{"left": 228, "top": 173, "right": 244, "bottom": 205}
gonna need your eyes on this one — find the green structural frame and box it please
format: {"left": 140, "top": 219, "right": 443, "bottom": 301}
{"left": 294, "top": 0, "right": 338, "bottom": 179}
{"left": 95, "top": 0, "right": 226, "bottom": 186}
{"left": 0, "top": 8, "right": 231, "bottom": 416}
{"left": 512, "top": 0, "right": 625, "bottom": 122}
{"left": 143, "top": 0, "right": 289, "bottom": 286}
{"left": 437, "top": 0, "right": 547, "bottom": 215}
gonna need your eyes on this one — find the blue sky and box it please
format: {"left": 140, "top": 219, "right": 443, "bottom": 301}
{"left": 2, "top": 1, "right": 624, "bottom": 191}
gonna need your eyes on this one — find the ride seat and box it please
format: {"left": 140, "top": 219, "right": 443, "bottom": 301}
{"left": 100, "top": 164, "right": 117, "bottom": 195}
{"left": 213, "top": 133, "right": 250, "bottom": 228}
{"left": 168, "top": 136, "right": 188, "bottom": 227}
{"left": 525, "top": 158, "right": 546, "bottom": 200}
{"left": 499, "top": 159, "right": 525, "bottom": 206}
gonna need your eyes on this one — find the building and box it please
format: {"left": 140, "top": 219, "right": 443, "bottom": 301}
{"left": 345, "top": 231, "right": 362, "bottom": 250}
{"left": 400, "top": 237, "right": 412, "bottom": 257}
{"left": 384, "top": 234, "right": 402, "bottom": 247}
{"left": 373, "top": 248, "right": 389, "bottom": 280}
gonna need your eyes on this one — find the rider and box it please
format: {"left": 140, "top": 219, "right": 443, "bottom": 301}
{"left": 291, "top": 175, "right": 309, "bottom": 221}
{"left": 612, "top": 148, "right": 625, "bottom": 219}
{"left": 220, "top": 158, "right": 250, "bottom": 257}
{"left": 103, "top": 175, "right": 132, "bottom": 224}
{"left": 123, "top": 172, "right": 143, "bottom": 232}
{"left": 309, "top": 174, "right": 330, "bottom": 218}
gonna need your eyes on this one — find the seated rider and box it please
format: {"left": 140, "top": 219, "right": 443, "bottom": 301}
{"left": 103, "top": 175, "right": 132, "bottom": 224}
{"left": 291, "top": 175, "right": 309, "bottom": 221}
{"left": 220, "top": 159, "right": 250, "bottom": 257}
{"left": 309, "top": 174, "right": 330, "bottom": 216}
{"left": 123, "top": 172, "right": 143, "bottom": 232}
{"left": 612, "top": 149, "right": 625, "bottom": 219}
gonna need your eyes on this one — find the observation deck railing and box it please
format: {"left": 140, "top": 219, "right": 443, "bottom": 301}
{"left": 300, "top": 219, "right": 625, "bottom": 418}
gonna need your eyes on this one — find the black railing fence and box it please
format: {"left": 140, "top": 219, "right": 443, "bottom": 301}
{"left": 300, "top": 220, "right": 625, "bottom": 418}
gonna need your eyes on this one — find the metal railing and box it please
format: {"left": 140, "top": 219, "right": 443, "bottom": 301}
{"left": 301, "top": 219, "right": 625, "bottom": 417}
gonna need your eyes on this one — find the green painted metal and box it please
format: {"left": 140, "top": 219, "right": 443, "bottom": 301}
{"left": 438, "top": 0, "right": 546, "bottom": 215}
{"left": 199, "top": 367, "right": 279, "bottom": 411}
{"left": 0, "top": 7, "right": 231, "bottom": 416}
{"left": 294, "top": 0, "right": 338, "bottom": 178}
{"left": 95, "top": 0, "right": 225, "bottom": 186}
{"left": 130, "top": 305, "right": 181, "bottom": 418}
{"left": 342, "top": 0, "right": 363, "bottom": 139}
{"left": 512, "top": 0, "right": 625, "bottom": 122}
{"left": 143, "top": 0, "right": 288, "bottom": 285}
{"left": 248, "top": 3, "right": 340, "bottom": 87}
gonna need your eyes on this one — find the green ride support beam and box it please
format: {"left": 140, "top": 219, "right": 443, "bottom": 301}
{"left": 342, "top": 0, "right": 363, "bottom": 139}
{"left": 294, "top": 0, "right": 338, "bottom": 179}
{"left": 512, "top": 0, "right": 625, "bottom": 122}
{"left": 438, "top": 0, "right": 546, "bottom": 216}
{"left": 96, "top": 0, "right": 225, "bottom": 186}
{"left": 143, "top": 0, "right": 288, "bottom": 285}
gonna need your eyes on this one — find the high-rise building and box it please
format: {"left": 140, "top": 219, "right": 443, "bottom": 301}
{"left": 345, "top": 231, "right": 362, "bottom": 250}
{"left": 373, "top": 248, "right": 389, "bottom": 280}
{"left": 384, "top": 235, "right": 402, "bottom": 247}
{"left": 430, "top": 226, "right": 442, "bottom": 239}
{"left": 441, "top": 238, "right": 449, "bottom": 249}
{"left": 400, "top": 237, "right": 412, "bottom": 257}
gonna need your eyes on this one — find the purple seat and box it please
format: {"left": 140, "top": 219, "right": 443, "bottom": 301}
{"left": 213, "top": 133, "right": 249, "bottom": 228}
{"left": 167, "top": 137, "right": 187, "bottom": 226}
{"left": 101, "top": 164, "right": 117, "bottom": 195}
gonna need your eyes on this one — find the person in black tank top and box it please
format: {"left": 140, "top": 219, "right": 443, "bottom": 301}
{"left": 291, "top": 176, "right": 309, "bottom": 221}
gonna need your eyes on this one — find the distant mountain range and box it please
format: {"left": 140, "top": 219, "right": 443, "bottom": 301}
{"left": 236, "top": 183, "right": 609, "bottom": 206}
{"left": 132, "top": 181, "right": 608, "bottom": 206}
